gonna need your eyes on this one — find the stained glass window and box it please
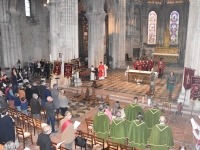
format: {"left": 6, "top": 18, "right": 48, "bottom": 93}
{"left": 170, "top": 11, "right": 179, "bottom": 45}
{"left": 25, "top": 0, "right": 31, "bottom": 17}
{"left": 148, "top": 11, "right": 157, "bottom": 45}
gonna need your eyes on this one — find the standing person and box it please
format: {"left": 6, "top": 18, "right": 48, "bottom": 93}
{"left": 128, "top": 112, "right": 148, "bottom": 150}
{"left": 39, "top": 81, "right": 46, "bottom": 107}
{"left": 104, "top": 64, "right": 108, "bottom": 78}
{"left": 148, "top": 116, "right": 174, "bottom": 150}
{"left": 37, "top": 61, "right": 41, "bottom": 76}
{"left": 11, "top": 70, "right": 18, "bottom": 93}
{"left": 145, "top": 101, "right": 162, "bottom": 135}
{"left": 45, "top": 96, "right": 57, "bottom": 133}
{"left": 28, "top": 59, "right": 34, "bottom": 78}
{"left": 60, "top": 111, "right": 77, "bottom": 149}
{"left": 17, "top": 71, "right": 23, "bottom": 86}
{"left": 31, "top": 82, "right": 40, "bottom": 96}
{"left": 98, "top": 62, "right": 105, "bottom": 80}
{"left": 37, "top": 125, "right": 59, "bottom": 150}
{"left": 17, "top": 59, "right": 21, "bottom": 71}
{"left": 166, "top": 71, "right": 176, "bottom": 100}
{"left": 59, "top": 89, "right": 68, "bottom": 116}
{"left": 5, "top": 83, "right": 15, "bottom": 108}
{"left": 44, "top": 61, "right": 50, "bottom": 79}
{"left": 110, "top": 111, "right": 127, "bottom": 144}
{"left": 0, "top": 90, "right": 8, "bottom": 110}
{"left": 44, "top": 85, "right": 51, "bottom": 106}
{"left": 104, "top": 104, "right": 112, "bottom": 123}
{"left": 149, "top": 68, "right": 156, "bottom": 92}
{"left": 51, "top": 84, "right": 60, "bottom": 113}
{"left": 93, "top": 105, "right": 110, "bottom": 140}
{"left": 20, "top": 97, "right": 28, "bottom": 115}
{"left": 25, "top": 84, "right": 33, "bottom": 105}
{"left": 125, "top": 97, "right": 144, "bottom": 128}
{"left": 148, "top": 57, "right": 154, "bottom": 71}
{"left": 14, "top": 93, "right": 21, "bottom": 112}
{"left": 0, "top": 109, "right": 15, "bottom": 145}
{"left": 133, "top": 59, "right": 138, "bottom": 70}
{"left": 90, "top": 65, "right": 95, "bottom": 81}
{"left": 30, "top": 93, "right": 41, "bottom": 119}
{"left": 158, "top": 58, "right": 165, "bottom": 78}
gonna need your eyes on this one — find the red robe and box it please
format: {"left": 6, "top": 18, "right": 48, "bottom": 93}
{"left": 133, "top": 61, "right": 137, "bottom": 70}
{"left": 138, "top": 61, "right": 142, "bottom": 70}
{"left": 148, "top": 59, "right": 154, "bottom": 71}
{"left": 142, "top": 60, "right": 146, "bottom": 71}
{"left": 158, "top": 61, "right": 165, "bottom": 75}
{"left": 98, "top": 64, "right": 105, "bottom": 78}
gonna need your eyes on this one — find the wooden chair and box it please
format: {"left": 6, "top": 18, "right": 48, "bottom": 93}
{"left": 93, "top": 135, "right": 107, "bottom": 150}
{"left": 81, "top": 131, "right": 94, "bottom": 149}
{"left": 28, "top": 117, "right": 42, "bottom": 135}
{"left": 85, "top": 118, "right": 94, "bottom": 133}
{"left": 22, "top": 113, "right": 29, "bottom": 131}
{"left": 15, "top": 126, "right": 33, "bottom": 149}
{"left": 10, "top": 109, "right": 19, "bottom": 124}
{"left": 40, "top": 108, "right": 46, "bottom": 121}
{"left": 120, "top": 143, "right": 133, "bottom": 150}
{"left": 55, "top": 111, "right": 64, "bottom": 127}
{"left": 106, "top": 140, "right": 119, "bottom": 150}
{"left": 75, "top": 130, "right": 83, "bottom": 150}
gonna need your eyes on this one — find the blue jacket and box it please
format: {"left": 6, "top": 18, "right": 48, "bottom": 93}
{"left": 44, "top": 89, "right": 51, "bottom": 100}
{"left": 21, "top": 100, "right": 28, "bottom": 110}
{"left": 5, "top": 88, "right": 14, "bottom": 100}
{"left": 14, "top": 97, "right": 21, "bottom": 106}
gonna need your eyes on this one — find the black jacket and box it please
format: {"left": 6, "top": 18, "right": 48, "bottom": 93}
{"left": 38, "top": 85, "right": 46, "bottom": 99}
{"left": 30, "top": 97, "right": 41, "bottom": 114}
{"left": 37, "top": 132, "right": 56, "bottom": 150}
{"left": 0, "top": 96, "right": 8, "bottom": 110}
{"left": 31, "top": 86, "right": 40, "bottom": 97}
{"left": 45, "top": 102, "right": 55, "bottom": 118}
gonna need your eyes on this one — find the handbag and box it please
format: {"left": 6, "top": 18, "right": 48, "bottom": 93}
{"left": 75, "top": 136, "right": 87, "bottom": 147}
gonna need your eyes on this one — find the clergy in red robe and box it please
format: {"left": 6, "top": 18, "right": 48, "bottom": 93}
{"left": 98, "top": 62, "right": 105, "bottom": 80}
{"left": 146, "top": 60, "right": 149, "bottom": 71}
{"left": 149, "top": 58, "right": 154, "bottom": 71}
{"left": 133, "top": 59, "right": 138, "bottom": 70}
{"left": 142, "top": 60, "right": 146, "bottom": 71}
{"left": 138, "top": 59, "right": 142, "bottom": 70}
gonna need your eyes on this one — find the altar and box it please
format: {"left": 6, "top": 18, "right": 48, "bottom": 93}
{"left": 128, "top": 70, "right": 151, "bottom": 83}
{"left": 152, "top": 47, "right": 179, "bottom": 63}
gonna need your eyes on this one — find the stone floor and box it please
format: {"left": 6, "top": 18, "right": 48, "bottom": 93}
{"left": 16, "top": 64, "right": 199, "bottom": 150}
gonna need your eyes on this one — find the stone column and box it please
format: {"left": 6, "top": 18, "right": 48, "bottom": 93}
{"left": 49, "top": 0, "right": 57, "bottom": 61}
{"left": 177, "top": 0, "right": 200, "bottom": 110}
{"left": 85, "top": 0, "right": 106, "bottom": 68}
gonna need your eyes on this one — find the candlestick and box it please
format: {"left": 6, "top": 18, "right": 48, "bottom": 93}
{"left": 50, "top": 54, "right": 52, "bottom": 62}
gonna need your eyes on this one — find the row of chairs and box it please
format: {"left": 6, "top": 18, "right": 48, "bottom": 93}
{"left": 75, "top": 130, "right": 134, "bottom": 150}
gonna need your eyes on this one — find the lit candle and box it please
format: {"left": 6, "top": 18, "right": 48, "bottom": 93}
{"left": 47, "top": 0, "right": 50, "bottom": 3}
{"left": 49, "top": 54, "right": 52, "bottom": 62}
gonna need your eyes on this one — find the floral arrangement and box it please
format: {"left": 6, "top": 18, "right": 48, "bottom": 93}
{"left": 145, "top": 91, "right": 155, "bottom": 99}
{"left": 134, "top": 75, "right": 143, "bottom": 84}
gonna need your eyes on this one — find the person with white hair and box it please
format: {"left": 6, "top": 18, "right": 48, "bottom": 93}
{"left": 45, "top": 96, "right": 57, "bottom": 133}
{"left": 93, "top": 105, "right": 110, "bottom": 140}
{"left": 30, "top": 93, "right": 41, "bottom": 119}
{"left": 145, "top": 101, "right": 162, "bottom": 135}
{"left": 148, "top": 116, "right": 174, "bottom": 150}
{"left": 37, "top": 125, "right": 59, "bottom": 150}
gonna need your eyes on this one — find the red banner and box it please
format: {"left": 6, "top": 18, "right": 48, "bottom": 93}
{"left": 190, "top": 76, "right": 200, "bottom": 100}
{"left": 64, "top": 63, "right": 73, "bottom": 78}
{"left": 53, "top": 61, "right": 62, "bottom": 76}
{"left": 183, "top": 67, "right": 195, "bottom": 90}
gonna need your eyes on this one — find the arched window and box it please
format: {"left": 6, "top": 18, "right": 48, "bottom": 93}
{"left": 148, "top": 11, "right": 157, "bottom": 45}
{"left": 170, "top": 11, "right": 179, "bottom": 45}
{"left": 25, "top": 0, "right": 31, "bottom": 17}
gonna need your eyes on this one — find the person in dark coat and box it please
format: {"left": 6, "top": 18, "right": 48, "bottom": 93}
{"left": 11, "top": 70, "right": 18, "bottom": 93}
{"left": 38, "top": 81, "right": 46, "bottom": 107}
{"left": 5, "top": 83, "right": 15, "bottom": 108}
{"left": 37, "top": 125, "right": 59, "bottom": 150}
{"left": 31, "top": 82, "right": 40, "bottom": 96}
{"left": 0, "top": 109, "right": 15, "bottom": 144}
{"left": 30, "top": 93, "right": 41, "bottom": 119}
{"left": 0, "top": 90, "right": 8, "bottom": 110}
{"left": 44, "top": 85, "right": 51, "bottom": 106}
{"left": 25, "top": 84, "right": 33, "bottom": 105}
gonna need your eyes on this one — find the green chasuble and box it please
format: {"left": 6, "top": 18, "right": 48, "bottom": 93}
{"left": 125, "top": 103, "right": 144, "bottom": 128}
{"left": 110, "top": 118, "right": 127, "bottom": 144}
{"left": 148, "top": 124, "right": 174, "bottom": 150}
{"left": 93, "top": 112, "right": 110, "bottom": 140}
{"left": 128, "top": 120, "right": 148, "bottom": 150}
{"left": 144, "top": 108, "right": 162, "bottom": 135}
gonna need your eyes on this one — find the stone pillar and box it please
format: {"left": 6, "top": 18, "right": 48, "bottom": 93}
{"left": 177, "top": 0, "right": 200, "bottom": 110}
{"left": 49, "top": 0, "right": 57, "bottom": 61}
{"left": 85, "top": 0, "right": 106, "bottom": 68}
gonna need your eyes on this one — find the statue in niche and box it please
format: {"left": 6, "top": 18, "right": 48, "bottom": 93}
{"left": 164, "top": 26, "right": 170, "bottom": 47}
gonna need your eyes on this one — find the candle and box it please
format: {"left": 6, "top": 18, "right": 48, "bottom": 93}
{"left": 142, "top": 96, "right": 144, "bottom": 104}
{"left": 50, "top": 54, "right": 52, "bottom": 62}
{"left": 47, "top": 0, "right": 50, "bottom": 3}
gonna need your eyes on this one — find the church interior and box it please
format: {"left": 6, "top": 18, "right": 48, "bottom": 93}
{"left": 0, "top": 0, "right": 200, "bottom": 149}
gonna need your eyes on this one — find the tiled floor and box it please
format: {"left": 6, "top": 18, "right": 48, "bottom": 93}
{"left": 15, "top": 65, "right": 198, "bottom": 150}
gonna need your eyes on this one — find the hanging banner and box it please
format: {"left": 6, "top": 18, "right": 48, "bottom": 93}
{"left": 183, "top": 67, "right": 195, "bottom": 90}
{"left": 64, "top": 63, "right": 73, "bottom": 78}
{"left": 71, "top": 58, "right": 80, "bottom": 71}
{"left": 190, "top": 76, "right": 200, "bottom": 100}
{"left": 53, "top": 61, "right": 62, "bottom": 76}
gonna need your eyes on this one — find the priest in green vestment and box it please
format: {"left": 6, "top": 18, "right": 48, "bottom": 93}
{"left": 148, "top": 116, "right": 174, "bottom": 150}
{"left": 93, "top": 105, "right": 110, "bottom": 140}
{"left": 128, "top": 112, "right": 148, "bottom": 150}
{"left": 110, "top": 111, "right": 127, "bottom": 144}
{"left": 145, "top": 101, "right": 162, "bottom": 135}
{"left": 125, "top": 97, "right": 144, "bottom": 128}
